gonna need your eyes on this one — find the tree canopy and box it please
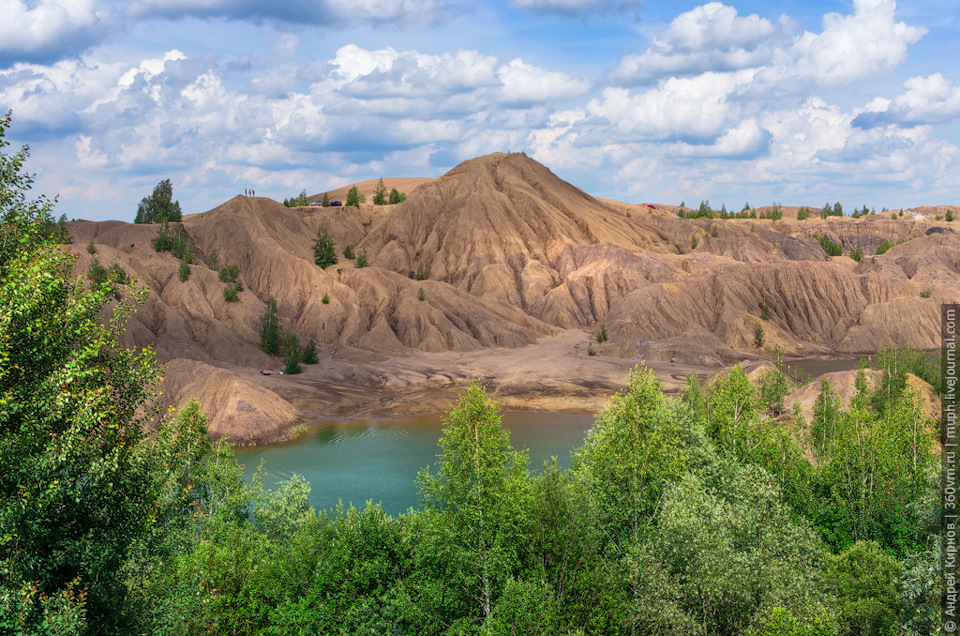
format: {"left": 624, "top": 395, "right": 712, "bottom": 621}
{"left": 134, "top": 178, "right": 182, "bottom": 223}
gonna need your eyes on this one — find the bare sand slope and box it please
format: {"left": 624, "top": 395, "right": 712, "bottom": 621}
{"left": 69, "top": 152, "right": 960, "bottom": 442}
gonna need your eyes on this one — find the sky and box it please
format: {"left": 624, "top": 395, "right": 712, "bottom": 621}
{"left": 2, "top": 0, "right": 959, "bottom": 222}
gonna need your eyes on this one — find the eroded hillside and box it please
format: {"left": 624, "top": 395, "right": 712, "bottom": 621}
{"left": 69, "top": 153, "right": 960, "bottom": 441}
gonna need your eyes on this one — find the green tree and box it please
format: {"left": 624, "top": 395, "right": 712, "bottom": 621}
{"left": 346, "top": 185, "right": 365, "bottom": 208}
{"left": 797, "top": 206, "right": 810, "bottom": 220}
{"left": 343, "top": 245, "right": 355, "bottom": 259}
{"left": 355, "top": 248, "right": 368, "bottom": 268}
{"left": 573, "top": 366, "right": 689, "bottom": 547}
{"left": 418, "top": 286, "right": 425, "bottom": 301}
{"left": 177, "top": 259, "right": 191, "bottom": 282}
{"left": 754, "top": 323, "right": 765, "bottom": 348}
{"left": 821, "top": 203, "right": 832, "bottom": 219}
{"left": 0, "top": 113, "right": 201, "bottom": 633}
{"left": 388, "top": 187, "right": 406, "bottom": 204}
{"left": 259, "top": 298, "right": 281, "bottom": 354}
{"left": 760, "top": 295, "right": 771, "bottom": 320}
{"left": 947, "top": 210, "right": 955, "bottom": 222}
{"left": 207, "top": 247, "right": 219, "bottom": 270}
{"left": 321, "top": 191, "right": 329, "bottom": 207}
{"left": 850, "top": 247, "right": 864, "bottom": 262}
{"left": 86, "top": 239, "right": 97, "bottom": 254}
{"left": 875, "top": 239, "right": 892, "bottom": 255}
{"left": 313, "top": 225, "right": 338, "bottom": 268}
{"left": 281, "top": 332, "right": 302, "bottom": 374}
{"left": 415, "top": 263, "right": 426, "bottom": 280}
{"left": 596, "top": 325, "right": 608, "bottom": 343}
{"left": 301, "top": 338, "right": 318, "bottom": 364}
{"left": 283, "top": 189, "right": 308, "bottom": 207}
{"left": 416, "top": 383, "right": 531, "bottom": 631}
{"left": 134, "top": 178, "right": 182, "bottom": 223}
{"left": 825, "top": 541, "right": 902, "bottom": 635}
{"left": 372, "top": 178, "right": 387, "bottom": 205}
{"left": 811, "top": 379, "right": 841, "bottom": 455}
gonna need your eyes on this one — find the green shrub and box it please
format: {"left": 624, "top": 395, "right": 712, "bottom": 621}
{"left": 754, "top": 324, "right": 764, "bottom": 348}
{"left": 587, "top": 342, "right": 596, "bottom": 356}
{"left": 415, "top": 263, "right": 426, "bottom": 280}
{"left": 812, "top": 233, "right": 842, "bottom": 256}
{"left": 343, "top": 245, "right": 355, "bottom": 260}
{"left": 88, "top": 257, "right": 108, "bottom": 286}
{"left": 947, "top": 210, "right": 955, "bottom": 222}
{"left": 850, "top": 247, "right": 864, "bottom": 262}
{"left": 219, "top": 264, "right": 241, "bottom": 284}
{"left": 875, "top": 239, "right": 892, "bottom": 255}
{"left": 301, "top": 338, "right": 319, "bottom": 364}
{"left": 86, "top": 239, "right": 97, "bottom": 254}
{"left": 710, "top": 226, "right": 719, "bottom": 238}
{"left": 283, "top": 189, "right": 309, "bottom": 207}
{"left": 207, "top": 247, "right": 219, "bottom": 270}
{"left": 388, "top": 188, "right": 406, "bottom": 204}
{"left": 920, "top": 288, "right": 932, "bottom": 298}
{"left": 796, "top": 206, "right": 810, "bottom": 220}
{"left": 760, "top": 296, "right": 770, "bottom": 321}
{"left": 418, "top": 287, "right": 425, "bottom": 301}
{"left": 935, "top": 215, "right": 942, "bottom": 221}
{"left": 152, "top": 223, "right": 188, "bottom": 258}
{"left": 223, "top": 282, "right": 241, "bottom": 302}
{"left": 108, "top": 263, "right": 130, "bottom": 285}
{"left": 177, "top": 260, "right": 190, "bottom": 282}
{"left": 355, "top": 249, "right": 368, "bottom": 268}
{"left": 596, "top": 325, "right": 608, "bottom": 343}
{"left": 321, "top": 293, "right": 329, "bottom": 304}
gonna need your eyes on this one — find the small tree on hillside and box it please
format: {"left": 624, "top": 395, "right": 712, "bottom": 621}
{"left": 259, "top": 298, "right": 281, "bottom": 354}
{"left": 388, "top": 187, "right": 406, "bottom": 204}
{"left": 754, "top": 324, "right": 765, "bottom": 348}
{"left": 321, "top": 192, "right": 330, "bottom": 207}
{"left": 373, "top": 178, "right": 387, "bottom": 205}
{"left": 355, "top": 248, "right": 368, "bottom": 268}
{"left": 135, "top": 178, "right": 182, "bottom": 223}
{"left": 346, "top": 185, "right": 365, "bottom": 208}
{"left": 281, "top": 332, "right": 302, "bottom": 374}
{"left": 313, "top": 225, "right": 338, "bottom": 268}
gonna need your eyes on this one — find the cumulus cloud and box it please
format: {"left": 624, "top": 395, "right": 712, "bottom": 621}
{"left": 609, "top": 3, "right": 787, "bottom": 83}
{"left": 127, "top": 0, "right": 457, "bottom": 28}
{"left": 783, "top": 0, "right": 926, "bottom": 86}
{"left": 585, "top": 70, "right": 754, "bottom": 143}
{"left": 853, "top": 73, "right": 960, "bottom": 128}
{"left": 611, "top": 0, "right": 926, "bottom": 90}
{"left": 0, "top": 0, "right": 109, "bottom": 67}
{"left": 676, "top": 118, "right": 771, "bottom": 158}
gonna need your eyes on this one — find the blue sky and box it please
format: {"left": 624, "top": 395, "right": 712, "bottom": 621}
{"left": 2, "top": 0, "right": 959, "bottom": 221}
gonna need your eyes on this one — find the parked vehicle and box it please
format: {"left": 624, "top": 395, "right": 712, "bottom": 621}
{"left": 329, "top": 200, "right": 343, "bottom": 206}
{"left": 310, "top": 200, "right": 324, "bottom": 206}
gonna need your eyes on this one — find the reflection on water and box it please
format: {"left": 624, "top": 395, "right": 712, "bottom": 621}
{"left": 234, "top": 412, "right": 596, "bottom": 516}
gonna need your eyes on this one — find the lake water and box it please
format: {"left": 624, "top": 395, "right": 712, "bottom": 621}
{"left": 234, "top": 412, "right": 597, "bottom": 516}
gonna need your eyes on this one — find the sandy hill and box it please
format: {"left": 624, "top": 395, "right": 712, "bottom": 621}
{"left": 70, "top": 152, "right": 960, "bottom": 442}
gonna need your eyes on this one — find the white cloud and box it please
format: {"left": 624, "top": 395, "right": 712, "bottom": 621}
{"left": 775, "top": 0, "right": 926, "bottom": 86}
{"left": 677, "top": 118, "right": 770, "bottom": 158}
{"left": 610, "top": 3, "right": 786, "bottom": 83}
{"left": 0, "top": 0, "right": 107, "bottom": 66}
{"left": 854, "top": 73, "right": 960, "bottom": 127}
{"left": 497, "top": 59, "right": 591, "bottom": 104}
{"left": 586, "top": 71, "right": 754, "bottom": 142}
{"left": 612, "top": 0, "right": 926, "bottom": 91}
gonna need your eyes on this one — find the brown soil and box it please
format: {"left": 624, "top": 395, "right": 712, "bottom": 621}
{"left": 70, "top": 152, "right": 960, "bottom": 443}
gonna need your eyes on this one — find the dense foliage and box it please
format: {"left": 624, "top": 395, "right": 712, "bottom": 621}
{"left": 312, "top": 224, "right": 337, "bottom": 268}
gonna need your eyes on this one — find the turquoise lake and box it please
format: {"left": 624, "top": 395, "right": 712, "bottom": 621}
{"left": 234, "top": 411, "right": 597, "bottom": 516}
